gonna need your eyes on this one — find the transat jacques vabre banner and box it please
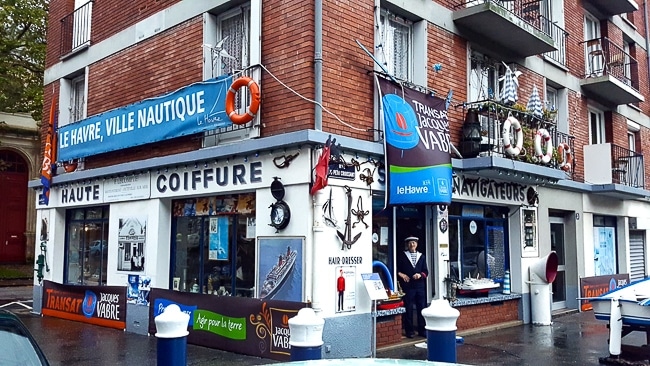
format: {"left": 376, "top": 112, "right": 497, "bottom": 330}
{"left": 378, "top": 77, "right": 452, "bottom": 206}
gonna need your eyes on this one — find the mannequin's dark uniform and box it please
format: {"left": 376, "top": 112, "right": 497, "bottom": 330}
{"left": 397, "top": 249, "right": 428, "bottom": 337}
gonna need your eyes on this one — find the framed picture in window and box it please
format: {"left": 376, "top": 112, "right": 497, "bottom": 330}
{"left": 256, "top": 237, "right": 305, "bottom": 301}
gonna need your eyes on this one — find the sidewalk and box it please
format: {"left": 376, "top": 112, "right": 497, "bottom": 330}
{"left": 0, "top": 277, "right": 647, "bottom": 365}
{"left": 12, "top": 309, "right": 649, "bottom": 366}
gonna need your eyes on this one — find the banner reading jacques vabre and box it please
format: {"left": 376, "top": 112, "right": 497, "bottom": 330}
{"left": 378, "top": 77, "right": 452, "bottom": 206}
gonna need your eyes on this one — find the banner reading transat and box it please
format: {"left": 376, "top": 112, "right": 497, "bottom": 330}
{"left": 378, "top": 77, "right": 452, "bottom": 206}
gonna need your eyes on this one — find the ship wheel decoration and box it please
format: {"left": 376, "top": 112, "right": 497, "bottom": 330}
{"left": 269, "top": 177, "right": 291, "bottom": 233}
{"left": 336, "top": 186, "right": 361, "bottom": 250}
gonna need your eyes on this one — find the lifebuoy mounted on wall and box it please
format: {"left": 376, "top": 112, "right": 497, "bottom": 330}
{"left": 225, "top": 76, "right": 261, "bottom": 125}
{"left": 502, "top": 116, "right": 524, "bottom": 157}
{"left": 557, "top": 142, "right": 573, "bottom": 172}
{"left": 63, "top": 160, "right": 78, "bottom": 173}
{"left": 533, "top": 128, "right": 553, "bottom": 164}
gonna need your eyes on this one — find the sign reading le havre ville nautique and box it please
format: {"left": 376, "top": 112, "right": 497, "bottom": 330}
{"left": 57, "top": 76, "right": 233, "bottom": 161}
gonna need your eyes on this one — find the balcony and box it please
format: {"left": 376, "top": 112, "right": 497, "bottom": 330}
{"left": 584, "top": 143, "right": 647, "bottom": 199}
{"left": 584, "top": 0, "right": 638, "bottom": 18}
{"left": 580, "top": 37, "right": 644, "bottom": 106}
{"left": 60, "top": 1, "right": 93, "bottom": 57}
{"left": 453, "top": 0, "right": 561, "bottom": 58}
{"left": 455, "top": 101, "right": 574, "bottom": 185}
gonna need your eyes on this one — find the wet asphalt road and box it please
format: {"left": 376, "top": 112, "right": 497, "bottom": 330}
{"left": 1, "top": 286, "right": 648, "bottom": 365}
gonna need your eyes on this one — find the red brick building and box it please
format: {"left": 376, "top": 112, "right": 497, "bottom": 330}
{"left": 32, "top": 0, "right": 650, "bottom": 359}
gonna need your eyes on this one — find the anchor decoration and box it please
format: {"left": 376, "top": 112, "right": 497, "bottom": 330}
{"left": 336, "top": 186, "right": 362, "bottom": 250}
{"left": 351, "top": 195, "right": 369, "bottom": 229}
{"left": 322, "top": 187, "right": 338, "bottom": 228}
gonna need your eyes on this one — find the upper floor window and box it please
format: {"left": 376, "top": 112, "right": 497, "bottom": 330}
{"left": 469, "top": 51, "right": 497, "bottom": 102}
{"left": 378, "top": 10, "right": 412, "bottom": 81}
{"left": 60, "top": 0, "right": 93, "bottom": 56}
{"left": 59, "top": 73, "right": 87, "bottom": 128}
{"left": 589, "top": 108, "right": 605, "bottom": 144}
{"left": 205, "top": 6, "right": 251, "bottom": 78}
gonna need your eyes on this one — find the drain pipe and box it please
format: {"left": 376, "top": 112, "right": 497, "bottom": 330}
{"left": 644, "top": 0, "right": 650, "bottom": 81}
{"left": 314, "top": 0, "right": 323, "bottom": 131}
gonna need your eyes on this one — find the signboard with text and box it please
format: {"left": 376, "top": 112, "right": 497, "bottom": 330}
{"left": 149, "top": 288, "right": 306, "bottom": 361}
{"left": 57, "top": 76, "right": 233, "bottom": 161}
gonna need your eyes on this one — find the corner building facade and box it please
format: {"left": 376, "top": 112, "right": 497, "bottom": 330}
{"left": 34, "top": 0, "right": 650, "bottom": 360}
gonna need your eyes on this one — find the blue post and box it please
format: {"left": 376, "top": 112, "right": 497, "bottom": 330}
{"left": 289, "top": 308, "right": 325, "bottom": 361}
{"left": 422, "top": 299, "right": 460, "bottom": 363}
{"left": 155, "top": 304, "right": 190, "bottom": 366}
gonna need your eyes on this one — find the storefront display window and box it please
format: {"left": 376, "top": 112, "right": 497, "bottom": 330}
{"left": 64, "top": 206, "right": 110, "bottom": 286}
{"left": 171, "top": 194, "right": 255, "bottom": 297}
{"left": 593, "top": 215, "right": 617, "bottom": 276}
{"left": 449, "top": 204, "right": 509, "bottom": 284}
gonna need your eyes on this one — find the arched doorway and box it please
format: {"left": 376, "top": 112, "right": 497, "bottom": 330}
{"left": 0, "top": 150, "right": 29, "bottom": 263}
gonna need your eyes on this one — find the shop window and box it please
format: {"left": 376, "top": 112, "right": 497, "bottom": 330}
{"left": 170, "top": 194, "right": 256, "bottom": 297}
{"left": 593, "top": 215, "right": 617, "bottom": 276}
{"left": 449, "top": 204, "right": 509, "bottom": 284}
{"left": 64, "top": 206, "right": 110, "bottom": 286}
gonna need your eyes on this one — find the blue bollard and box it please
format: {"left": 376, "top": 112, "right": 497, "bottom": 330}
{"left": 155, "top": 304, "right": 190, "bottom": 366}
{"left": 422, "top": 299, "right": 460, "bottom": 363}
{"left": 288, "top": 308, "right": 325, "bottom": 361}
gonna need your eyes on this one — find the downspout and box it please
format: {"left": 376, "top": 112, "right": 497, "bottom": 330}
{"left": 314, "top": 0, "right": 323, "bottom": 130}
{"left": 311, "top": 0, "right": 324, "bottom": 315}
{"left": 644, "top": 0, "right": 650, "bottom": 80}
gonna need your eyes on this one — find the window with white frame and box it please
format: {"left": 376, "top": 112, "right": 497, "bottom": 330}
{"left": 588, "top": 108, "right": 605, "bottom": 144}
{"left": 205, "top": 6, "right": 250, "bottom": 78}
{"left": 59, "top": 73, "right": 87, "bottom": 128}
{"left": 378, "top": 10, "right": 412, "bottom": 81}
{"left": 627, "top": 120, "right": 639, "bottom": 153}
{"left": 73, "top": 0, "right": 92, "bottom": 49}
{"left": 584, "top": 14, "right": 602, "bottom": 76}
{"left": 469, "top": 51, "right": 497, "bottom": 102}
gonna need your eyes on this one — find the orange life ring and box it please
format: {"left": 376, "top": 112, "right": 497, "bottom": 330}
{"left": 557, "top": 143, "right": 573, "bottom": 172}
{"left": 225, "top": 77, "right": 260, "bottom": 125}
{"left": 63, "top": 160, "right": 78, "bottom": 173}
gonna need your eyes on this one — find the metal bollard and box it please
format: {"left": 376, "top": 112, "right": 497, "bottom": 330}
{"left": 288, "top": 308, "right": 324, "bottom": 361}
{"left": 422, "top": 299, "right": 460, "bottom": 363}
{"left": 155, "top": 304, "right": 190, "bottom": 366}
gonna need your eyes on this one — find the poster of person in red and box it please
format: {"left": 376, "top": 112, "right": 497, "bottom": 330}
{"left": 337, "top": 269, "right": 345, "bottom": 311}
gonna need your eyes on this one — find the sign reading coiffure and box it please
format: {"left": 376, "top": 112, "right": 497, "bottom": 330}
{"left": 42, "top": 280, "right": 127, "bottom": 330}
{"left": 149, "top": 288, "right": 306, "bottom": 361}
{"left": 57, "top": 76, "right": 233, "bottom": 161}
{"left": 378, "top": 77, "right": 452, "bottom": 206}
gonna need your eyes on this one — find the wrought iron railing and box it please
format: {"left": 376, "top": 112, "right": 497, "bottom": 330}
{"left": 543, "top": 20, "right": 568, "bottom": 66}
{"left": 60, "top": 1, "right": 93, "bottom": 56}
{"left": 458, "top": 100, "right": 575, "bottom": 178}
{"left": 611, "top": 143, "right": 644, "bottom": 188}
{"left": 581, "top": 37, "right": 640, "bottom": 91}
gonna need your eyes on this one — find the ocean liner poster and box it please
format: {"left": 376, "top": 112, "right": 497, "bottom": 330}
{"left": 256, "top": 237, "right": 304, "bottom": 301}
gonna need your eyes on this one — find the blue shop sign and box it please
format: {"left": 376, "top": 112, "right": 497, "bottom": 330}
{"left": 57, "top": 75, "right": 233, "bottom": 161}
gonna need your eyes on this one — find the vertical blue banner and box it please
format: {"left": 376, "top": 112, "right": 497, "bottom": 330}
{"left": 378, "top": 77, "right": 452, "bottom": 206}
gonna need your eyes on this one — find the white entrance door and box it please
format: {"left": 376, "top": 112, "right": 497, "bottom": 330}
{"left": 550, "top": 218, "right": 566, "bottom": 310}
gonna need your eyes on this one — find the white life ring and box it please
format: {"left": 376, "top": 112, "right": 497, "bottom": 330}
{"left": 533, "top": 128, "right": 553, "bottom": 164}
{"left": 557, "top": 142, "right": 573, "bottom": 172}
{"left": 502, "top": 116, "right": 523, "bottom": 157}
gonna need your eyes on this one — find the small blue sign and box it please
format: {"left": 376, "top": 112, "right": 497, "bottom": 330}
{"left": 58, "top": 75, "right": 233, "bottom": 161}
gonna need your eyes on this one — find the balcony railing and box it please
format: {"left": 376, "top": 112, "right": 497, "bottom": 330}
{"left": 544, "top": 20, "right": 568, "bottom": 66}
{"left": 456, "top": 0, "right": 567, "bottom": 52}
{"left": 581, "top": 37, "right": 639, "bottom": 90}
{"left": 611, "top": 144, "right": 644, "bottom": 188}
{"left": 60, "top": 1, "right": 93, "bottom": 56}
{"left": 458, "top": 100, "right": 575, "bottom": 179}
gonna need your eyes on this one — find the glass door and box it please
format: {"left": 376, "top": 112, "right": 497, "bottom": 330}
{"left": 550, "top": 217, "right": 566, "bottom": 310}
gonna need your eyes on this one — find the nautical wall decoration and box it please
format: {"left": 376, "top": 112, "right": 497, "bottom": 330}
{"left": 337, "top": 186, "right": 361, "bottom": 250}
{"left": 351, "top": 196, "right": 369, "bottom": 229}
{"left": 311, "top": 137, "right": 333, "bottom": 194}
{"left": 322, "top": 187, "right": 338, "bottom": 228}
{"left": 273, "top": 152, "right": 300, "bottom": 169}
{"left": 269, "top": 177, "right": 291, "bottom": 232}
